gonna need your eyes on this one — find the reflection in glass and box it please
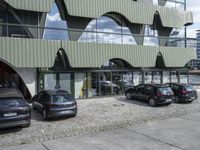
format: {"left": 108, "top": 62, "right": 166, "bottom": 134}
{"left": 75, "top": 73, "right": 87, "bottom": 99}
{"left": 133, "top": 72, "right": 143, "bottom": 86}
{"left": 163, "top": 71, "right": 170, "bottom": 84}
{"left": 153, "top": 72, "right": 161, "bottom": 84}
{"left": 43, "top": 3, "right": 69, "bottom": 40}
{"left": 44, "top": 74, "right": 56, "bottom": 90}
{"left": 180, "top": 72, "right": 188, "bottom": 83}
{"left": 144, "top": 72, "right": 152, "bottom": 84}
{"left": 171, "top": 71, "right": 178, "bottom": 82}
{"left": 59, "top": 74, "right": 71, "bottom": 93}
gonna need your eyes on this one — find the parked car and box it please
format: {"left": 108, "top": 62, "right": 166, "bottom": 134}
{"left": 94, "top": 81, "right": 120, "bottom": 95}
{"left": 125, "top": 84, "right": 174, "bottom": 106}
{"left": 32, "top": 90, "right": 77, "bottom": 120}
{"left": 164, "top": 83, "right": 198, "bottom": 103}
{"left": 0, "top": 87, "right": 31, "bottom": 129}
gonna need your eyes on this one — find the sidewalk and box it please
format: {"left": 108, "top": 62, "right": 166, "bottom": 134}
{"left": 3, "top": 112, "right": 200, "bottom": 150}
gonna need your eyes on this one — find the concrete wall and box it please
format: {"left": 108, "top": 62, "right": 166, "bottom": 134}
{"left": 15, "top": 68, "right": 37, "bottom": 96}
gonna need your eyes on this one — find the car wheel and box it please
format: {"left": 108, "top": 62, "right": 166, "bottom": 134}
{"left": 23, "top": 120, "right": 31, "bottom": 128}
{"left": 125, "top": 92, "right": 132, "bottom": 100}
{"left": 149, "top": 98, "right": 156, "bottom": 107}
{"left": 43, "top": 109, "right": 48, "bottom": 120}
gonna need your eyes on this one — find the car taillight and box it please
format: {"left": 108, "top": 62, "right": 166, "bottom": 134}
{"left": 180, "top": 90, "right": 187, "bottom": 95}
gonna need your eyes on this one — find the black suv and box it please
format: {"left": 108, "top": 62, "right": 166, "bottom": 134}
{"left": 0, "top": 87, "right": 31, "bottom": 129}
{"left": 165, "top": 83, "right": 198, "bottom": 103}
{"left": 125, "top": 84, "right": 174, "bottom": 106}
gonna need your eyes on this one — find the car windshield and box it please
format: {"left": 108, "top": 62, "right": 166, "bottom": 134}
{"left": 159, "top": 87, "right": 173, "bottom": 95}
{"left": 0, "top": 98, "right": 25, "bottom": 108}
{"left": 185, "top": 85, "right": 195, "bottom": 91}
{"left": 52, "top": 95, "right": 74, "bottom": 103}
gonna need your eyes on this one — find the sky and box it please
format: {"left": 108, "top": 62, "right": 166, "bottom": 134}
{"left": 44, "top": 1, "right": 199, "bottom": 40}
{"left": 187, "top": 0, "right": 200, "bottom": 38}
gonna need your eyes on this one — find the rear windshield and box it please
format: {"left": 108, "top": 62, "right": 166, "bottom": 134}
{"left": 52, "top": 95, "right": 74, "bottom": 103}
{"left": 159, "top": 87, "right": 173, "bottom": 95}
{"left": 0, "top": 98, "right": 25, "bottom": 108}
{"left": 184, "top": 85, "right": 195, "bottom": 91}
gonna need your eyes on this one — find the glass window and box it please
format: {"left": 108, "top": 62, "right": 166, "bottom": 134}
{"left": 99, "top": 72, "right": 112, "bottom": 96}
{"left": 43, "top": 3, "right": 69, "bottom": 40}
{"left": 89, "top": 72, "right": 99, "bottom": 97}
{"left": 44, "top": 74, "right": 57, "bottom": 90}
{"left": 144, "top": 72, "right": 152, "bottom": 84}
{"left": 122, "top": 72, "right": 134, "bottom": 92}
{"left": 163, "top": 71, "right": 170, "bottom": 84}
{"left": 180, "top": 71, "right": 188, "bottom": 83}
{"left": 75, "top": 73, "right": 87, "bottom": 99}
{"left": 133, "top": 72, "right": 143, "bottom": 86}
{"left": 59, "top": 74, "right": 71, "bottom": 93}
{"left": 153, "top": 72, "right": 161, "bottom": 84}
{"left": 112, "top": 72, "right": 122, "bottom": 95}
{"left": 171, "top": 71, "right": 178, "bottom": 82}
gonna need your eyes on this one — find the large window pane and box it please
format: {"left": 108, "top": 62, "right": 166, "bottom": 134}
{"left": 133, "top": 72, "right": 143, "bottom": 86}
{"left": 163, "top": 71, "right": 170, "bottom": 84}
{"left": 153, "top": 71, "right": 161, "bottom": 84}
{"left": 75, "top": 73, "right": 87, "bottom": 99}
{"left": 171, "top": 71, "right": 178, "bottom": 82}
{"left": 144, "top": 72, "right": 152, "bottom": 84}
{"left": 44, "top": 74, "right": 56, "bottom": 90}
{"left": 180, "top": 71, "right": 188, "bottom": 83}
{"left": 59, "top": 73, "right": 71, "bottom": 93}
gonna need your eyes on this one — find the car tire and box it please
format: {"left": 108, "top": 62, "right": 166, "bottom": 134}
{"left": 125, "top": 92, "right": 132, "bottom": 100}
{"left": 23, "top": 120, "right": 31, "bottom": 128}
{"left": 43, "top": 109, "right": 48, "bottom": 120}
{"left": 149, "top": 98, "right": 156, "bottom": 107}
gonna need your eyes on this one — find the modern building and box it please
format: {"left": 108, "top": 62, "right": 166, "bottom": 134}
{"left": 191, "top": 31, "right": 200, "bottom": 68}
{"left": 0, "top": 0, "right": 196, "bottom": 100}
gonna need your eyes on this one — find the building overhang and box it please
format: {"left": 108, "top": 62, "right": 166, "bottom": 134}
{"left": 4, "top": 0, "right": 193, "bottom": 28}
{"left": 0, "top": 37, "right": 196, "bottom": 68}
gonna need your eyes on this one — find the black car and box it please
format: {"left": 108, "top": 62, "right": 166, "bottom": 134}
{"left": 165, "top": 83, "right": 198, "bottom": 103}
{"left": 32, "top": 90, "right": 77, "bottom": 120}
{"left": 125, "top": 84, "right": 174, "bottom": 106}
{"left": 0, "top": 87, "right": 31, "bottom": 129}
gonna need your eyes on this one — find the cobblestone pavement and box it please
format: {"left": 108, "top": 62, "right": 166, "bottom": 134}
{"left": 1, "top": 95, "right": 200, "bottom": 148}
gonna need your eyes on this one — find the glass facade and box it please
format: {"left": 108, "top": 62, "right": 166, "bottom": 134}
{"left": 0, "top": 2, "right": 187, "bottom": 48}
{"left": 39, "top": 70, "right": 189, "bottom": 99}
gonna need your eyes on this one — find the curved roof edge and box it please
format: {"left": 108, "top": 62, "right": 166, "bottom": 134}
{"left": 64, "top": 0, "right": 192, "bottom": 28}
{"left": 4, "top": 0, "right": 54, "bottom": 12}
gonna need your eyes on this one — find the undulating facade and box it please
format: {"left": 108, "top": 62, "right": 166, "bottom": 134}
{"left": 0, "top": 0, "right": 196, "bottom": 100}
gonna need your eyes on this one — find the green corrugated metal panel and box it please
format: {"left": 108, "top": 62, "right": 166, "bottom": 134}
{"left": 64, "top": 0, "right": 192, "bottom": 28}
{"left": 62, "top": 41, "right": 195, "bottom": 68}
{"left": 157, "top": 7, "right": 193, "bottom": 28}
{"left": 0, "top": 37, "right": 60, "bottom": 67}
{"left": 4, "top": 0, "right": 54, "bottom": 12}
{"left": 0, "top": 37, "right": 196, "bottom": 68}
{"left": 159, "top": 47, "right": 196, "bottom": 67}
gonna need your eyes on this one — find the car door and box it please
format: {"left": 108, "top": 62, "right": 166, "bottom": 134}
{"left": 135, "top": 85, "right": 145, "bottom": 100}
{"left": 143, "top": 85, "right": 154, "bottom": 101}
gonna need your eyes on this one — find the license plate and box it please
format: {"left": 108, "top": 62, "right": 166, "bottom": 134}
{"left": 190, "top": 97, "right": 195, "bottom": 99}
{"left": 166, "top": 99, "right": 172, "bottom": 102}
{"left": 3, "top": 113, "right": 17, "bottom": 117}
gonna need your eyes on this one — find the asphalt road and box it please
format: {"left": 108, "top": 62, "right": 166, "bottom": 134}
{"left": 3, "top": 112, "right": 200, "bottom": 150}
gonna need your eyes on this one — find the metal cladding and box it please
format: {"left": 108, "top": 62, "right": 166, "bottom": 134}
{"left": 5, "top": 0, "right": 193, "bottom": 28}
{"left": 4, "top": 0, "right": 55, "bottom": 12}
{"left": 0, "top": 37, "right": 196, "bottom": 68}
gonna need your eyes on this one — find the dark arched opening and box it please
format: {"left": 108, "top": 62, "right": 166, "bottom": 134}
{"left": 51, "top": 48, "right": 71, "bottom": 71}
{"left": 0, "top": 61, "right": 32, "bottom": 102}
{"left": 155, "top": 52, "right": 166, "bottom": 69}
{"left": 101, "top": 58, "right": 134, "bottom": 69}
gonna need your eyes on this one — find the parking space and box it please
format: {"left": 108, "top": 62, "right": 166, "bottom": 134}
{"left": 1, "top": 95, "right": 200, "bottom": 148}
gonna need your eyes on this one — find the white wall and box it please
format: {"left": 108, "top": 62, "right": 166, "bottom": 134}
{"left": 15, "top": 68, "right": 37, "bottom": 96}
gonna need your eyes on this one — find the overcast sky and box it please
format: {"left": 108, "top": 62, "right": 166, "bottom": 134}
{"left": 187, "top": 0, "right": 200, "bottom": 38}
